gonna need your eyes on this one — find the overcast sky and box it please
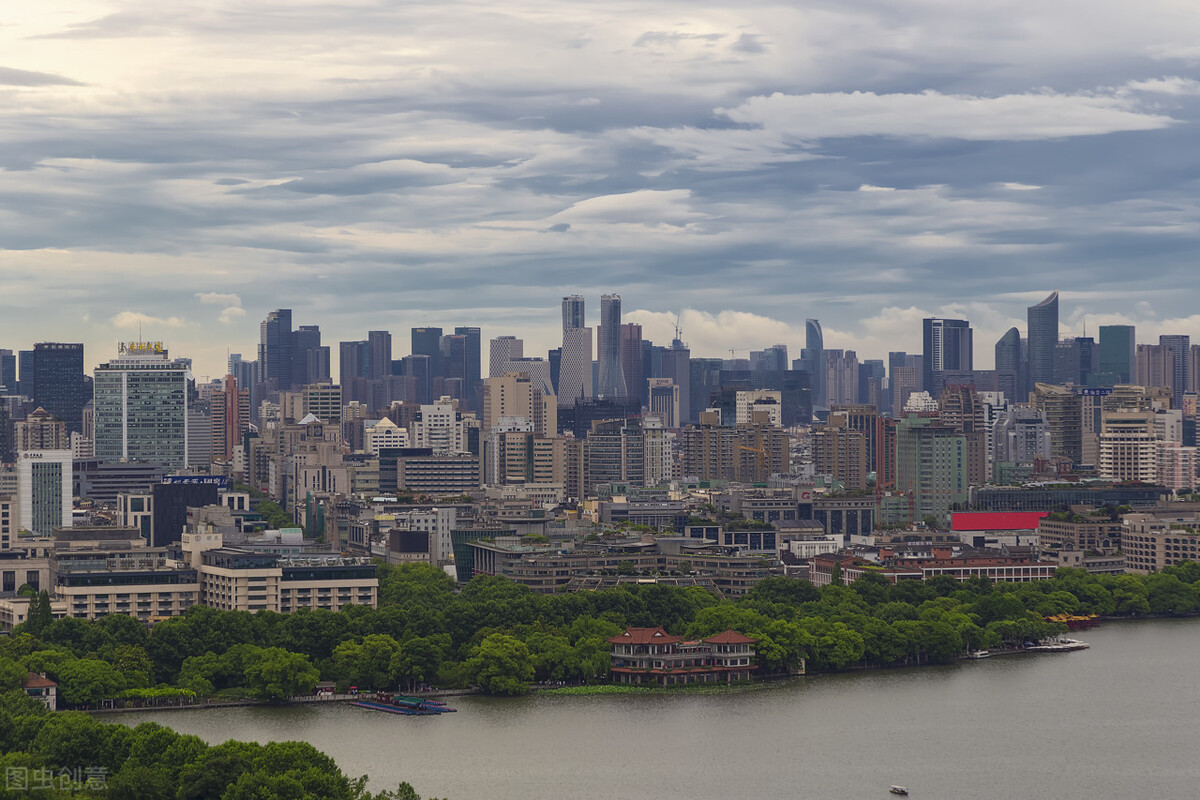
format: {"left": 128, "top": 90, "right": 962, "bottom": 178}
{"left": 4, "top": 1, "right": 1200, "bottom": 380}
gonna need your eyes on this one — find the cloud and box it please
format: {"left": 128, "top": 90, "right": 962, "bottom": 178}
{"left": 218, "top": 306, "right": 246, "bottom": 324}
{"left": 0, "top": 66, "right": 84, "bottom": 86}
{"left": 196, "top": 292, "right": 242, "bottom": 306}
{"left": 110, "top": 311, "right": 185, "bottom": 330}
{"left": 1124, "top": 77, "right": 1200, "bottom": 95}
{"left": 718, "top": 90, "right": 1175, "bottom": 141}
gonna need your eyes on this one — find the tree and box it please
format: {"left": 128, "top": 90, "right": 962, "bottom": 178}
{"left": 56, "top": 658, "right": 124, "bottom": 707}
{"left": 0, "top": 657, "right": 27, "bottom": 692}
{"left": 391, "top": 635, "right": 450, "bottom": 692}
{"left": 829, "top": 562, "right": 844, "bottom": 586}
{"left": 26, "top": 590, "right": 53, "bottom": 636}
{"left": 465, "top": 634, "right": 534, "bottom": 695}
{"left": 333, "top": 635, "right": 403, "bottom": 690}
{"left": 243, "top": 648, "right": 319, "bottom": 701}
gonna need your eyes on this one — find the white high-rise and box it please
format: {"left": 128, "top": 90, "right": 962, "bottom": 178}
{"left": 489, "top": 336, "right": 524, "bottom": 378}
{"left": 558, "top": 296, "right": 592, "bottom": 407}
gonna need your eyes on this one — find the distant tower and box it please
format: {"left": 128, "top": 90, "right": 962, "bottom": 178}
{"left": 258, "top": 309, "right": 293, "bottom": 389}
{"left": 558, "top": 296, "right": 593, "bottom": 407}
{"left": 597, "top": 294, "right": 628, "bottom": 399}
{"left": 805, "top": 320, "right": 825, "bottom": 409}
{"left": 922, "top": 318, "right": 973, "bottom": 397}
{"left": 1027, "top": 291, "right": 1059, "bottom": 387}
{"left": 1099, "top": 325, "right": 1136, "bottom": 384}
{"left": 562, "top": 295, "right": 586, "bottom": 330}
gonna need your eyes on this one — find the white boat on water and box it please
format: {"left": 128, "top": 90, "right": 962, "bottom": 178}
{"left": 966, "top": 650, "right": 991, "bottom": 659}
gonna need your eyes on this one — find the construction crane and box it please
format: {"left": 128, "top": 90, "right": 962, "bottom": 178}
{"left": 738, "top": 443, "right": 767, "bottom": 484}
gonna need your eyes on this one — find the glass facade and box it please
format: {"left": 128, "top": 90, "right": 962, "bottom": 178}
{"left": 94, "top": 353, "right": 191, "bottom": 470}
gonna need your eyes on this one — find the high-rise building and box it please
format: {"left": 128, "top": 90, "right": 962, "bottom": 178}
{"left": 995, "top": 327, "right": 1022, "bottom": 401}
{"left": 922, "top": 319, "right": 972, "bottom": 397}
{"left": 559, "top": 296, "right": 594, "bottom": 409}
{"left": 1160, "top": 335, "right": 1191, "bottom": 408}
{"left": 411, "top": 327, "right": 443, "bottom": 385}
{"left": 93, "top": 343, "right": 192, "bottom": 470}
{"left": 812, "top": 414, "right": 868, "bottom": 490}
{"left": 453, "top": 326, "right": 482, "bottom": 405}
{"left": 489, "top": 336, "right": 523, "bottom": 378}
{"left": 896, "top": 415, "right": 968, "bottom": 526}
{"left": 825, "top": 349, "right": 859, "bottom": 406}
{"left": 27, "top": 343, "right": 87, "bottom": 433}
{"left": 938, "top": 384, "right": 988, "bottom": 486}
{"left": 661, "top": 339, "right": 691, "bottom": 424}
{"left": 751, "top": 345, "right": 789, "bottom": 374}
{"left": 339, "top": 340, "right": 370, "bottom": 404}
{"left": 368, "top": 331, "right": 392, "bottom": 380}
{"left": 597, "top": 294, "right": 628, "bottom": 399}
{"left": 620, "top": 323, "right": 643, "bottom": 406}
{"left": 562, "top": 295, "right": 585, "bottom": 330}
{"left": 211, "top": 375, "right": 250, "bottom": 462}
{"left": 1027, "top": 291, "right": 1059, "bottom": 388}
{"left": 258, "top": 309, "right": 293, "bottom": 390}
{"left": 18, "top": 450, "right": 73, "bottom": 536}
{"left": 15, "top": 407, "right": 68, "bottom": 452}
{"left": 440, "top": 333, "right": 469, "bottom": 402}
{"left": 805, "top": 320, "right": 826, "bottom": 409}
{"left": 0, "top": 349, "right": 15, "bottom": 394}
{"left": 291, "top": 324, "right": 325, "bottom": 387}
{"left": 482, "top": 373, "right": 556, "bottom": 437}
{"left": 1098, "top": 325, "right": 1135, "bottom": 384}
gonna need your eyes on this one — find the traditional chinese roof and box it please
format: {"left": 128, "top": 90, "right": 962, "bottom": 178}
{"left": 607, "top": 626, "right": 683, "bottom": 645}
{"left": 24, "top": 672, "right": 56, "bottom": 689}
{"left": 702, "top": 629, "right": 758, "bottom": 645}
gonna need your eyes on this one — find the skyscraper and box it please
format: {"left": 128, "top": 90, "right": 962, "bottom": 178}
{"left": 1027, "top": 291, "right": 1059, "bottom": 387}
{"left": 291, "top": 324, "right": 324, "bottom": 387}
{"left": 27, "top": 343, "right": 88, "bottom": 434}
{"left": 0, "top": 349, "right": 15, "bottom": 393}
{"left": 1098, "top": 325, "right": 1135, "bottom": 384}
{"left": 411, "top": 327, "right": 443, "bottom": 384}
{"left": 93, "top": 343, "right": 192, "bottom": 470}
{"left": 559, "top": 296, "right": 593, "bottom": 408}
{"left": 211, "top": 374, "right": 250, "bottom": 462}
{"left": 922, "top": 318, "right": 973, "bottom": 396}
{"left": 562, "top": 295, "right": 585, "bottom": 330}
{"left": 597, "top": 294, "right": 628, "bottom": 399}
{"left": 805, "top": 320, "right": 825, "bottom": 409}
{"left": 368, "top": 330, "right": 392, "bottom": 380}
{"left": 453, "top": 326, "right": 482, "bottom": 405}
{"left": 620, "top": 323, "right": 643, "bottom": 405}
{"left": 489, "top": 336, "right": 524, "bottom": 378}
{"left": 662, "top": 338, "right": 690, "bottom": 424}
{"left": 1160, "top": 334, "right": 1191, "bottom": 408}
{"left": 258, "top": 309, "right": 292, "bottom": 389}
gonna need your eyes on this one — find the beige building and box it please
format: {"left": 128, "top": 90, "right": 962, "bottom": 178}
{"left": 181, "top": 529, "right": 378, "bottom": 613}
{"left": 1122, "top": 511, "right": 1200, "bottom": 574}
{"left": 49, "top": 527, "right": 199, "bottom": 621}
{"left": 1098, "top": 411, "right": 1158, "bottom": 483}
{"left": 15, "top": 408, "right": 68, "bottom": 452}
{"left": 482, "top": 373, "right": 556, "bottom": 437}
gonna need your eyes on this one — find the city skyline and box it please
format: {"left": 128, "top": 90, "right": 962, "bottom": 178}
{"left": 5, "top": 3, "right": 1200, "bottom": 379}
{"left": 0, "top": 290, "right": 1195, "bottom": 384}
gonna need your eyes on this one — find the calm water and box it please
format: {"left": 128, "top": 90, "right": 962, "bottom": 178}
{"left": 109, "top": 619, "right": 1200, "bottom": 800}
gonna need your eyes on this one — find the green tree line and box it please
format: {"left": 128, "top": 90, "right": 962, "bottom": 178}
{"left": 6, "top": 561, "right": 1199, "bottom": 708}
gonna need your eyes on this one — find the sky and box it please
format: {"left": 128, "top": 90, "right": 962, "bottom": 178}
{"left": 4, "top": 1, "right": 1200, "bottom": 381}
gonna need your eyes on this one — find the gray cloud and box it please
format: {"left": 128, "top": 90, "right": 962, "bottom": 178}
{"left": 0, "top": 66, "right": 83, "bottom": 86}
{"left": 4, "top": 1, "right": 1200, "bottom": 376}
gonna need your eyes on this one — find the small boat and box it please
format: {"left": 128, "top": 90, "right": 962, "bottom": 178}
{"left": 966, "top": 650, "right": 991, "bottom": 659}
{"left": 889, "top": 786, "right": 909, "bottom": 796}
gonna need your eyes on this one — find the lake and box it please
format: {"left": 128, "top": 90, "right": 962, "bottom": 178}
{"left": 107, "top": 619, "right": 1200, "bottom": 799}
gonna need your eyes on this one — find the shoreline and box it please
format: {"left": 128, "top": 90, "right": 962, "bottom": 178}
{"left": 88, "top": 615, "right": 1198, "bottom": 715}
